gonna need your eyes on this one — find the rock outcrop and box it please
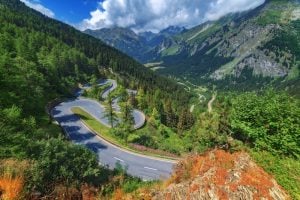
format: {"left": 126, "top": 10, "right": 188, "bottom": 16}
{"left": 153, "top": 150, "right": 290, "bottom": 200}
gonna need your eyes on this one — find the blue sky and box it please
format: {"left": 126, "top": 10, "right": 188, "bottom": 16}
{"left": 22, "top": 0, "right": 102, "bottom": 24}
{"left": 20, "top": 0, "right": 265, "bottom": 32}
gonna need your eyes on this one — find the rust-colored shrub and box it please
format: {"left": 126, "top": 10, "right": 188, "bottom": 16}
{"left": 163, "top": 150, "right": 290, "bottom": 199}
{"left": 0, "top": 173, "right": 24, "bottom": 200}
{"left": 112, "top": 188, "right": 125, "bottom": 200}
{"left": 0, "top": 159, "right": 29, "bottom": 200}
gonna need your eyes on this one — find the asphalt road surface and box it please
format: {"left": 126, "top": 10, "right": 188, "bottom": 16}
{"left": 51, "top": 79, "right": 175, "bottom": 180}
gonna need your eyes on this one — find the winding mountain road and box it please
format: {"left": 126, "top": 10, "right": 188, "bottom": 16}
{"left": 51, "top": 79, "right": 175, "bottom": 181}
{"left": 208, "top": 93, "right": 217, "bottom": 113}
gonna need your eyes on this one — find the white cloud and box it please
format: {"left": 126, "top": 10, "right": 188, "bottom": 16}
{"left": 204, "top": 0, "right": 265, "bottom": 21}
{"left": 79, "top": 0, "right": 265, "bottom": 32}
{"left": 20, "top": 0, "right": 55, "bottom": 18}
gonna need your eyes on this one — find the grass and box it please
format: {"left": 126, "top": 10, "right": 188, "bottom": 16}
{"left": 134, "top": 122, "right": 185, "bottom": 156}
{"left": 257, "top": 10, "right": 282, "bottom": 26}
{"left": 250, "top": 151, "right": 300, "bottom": 199}
{"left": 161, "top": 45, "right": 180, "bottom": 56}
{"left": 71, "top": 107, "right": 178, "bottom": 161}
{"left": 71, "top": 107, "right": 117, "bottom": 142}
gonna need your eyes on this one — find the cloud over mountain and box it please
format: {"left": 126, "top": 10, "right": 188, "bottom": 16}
{"left": 79, "top": 0, "right": 265, "bottom": 32}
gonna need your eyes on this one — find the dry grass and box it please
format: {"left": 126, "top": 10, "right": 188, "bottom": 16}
{"left": 0, "top": 160, "right": 29, "bottom": 200}
{"left": 0, "top": 173, "right": 24, "bottom": 200}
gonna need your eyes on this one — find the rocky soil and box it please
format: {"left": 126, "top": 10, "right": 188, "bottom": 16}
{"left": 153, "top": 150, "right": 290, "bottom": 200}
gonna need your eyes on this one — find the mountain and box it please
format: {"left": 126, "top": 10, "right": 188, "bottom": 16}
{"left": 148, "top": 0, "right": 300, "bottom": 91}
{"left": 159, "top": 26, "right": 187, "bottom": 36}
{"left": 84, "top": 26, "right": 186, "bottom": 62}
{"left": 84, "top": 27, "right": 146, "bottom": 61}
{"left": 86, "top": 0, "right": 300, "bottom": 91}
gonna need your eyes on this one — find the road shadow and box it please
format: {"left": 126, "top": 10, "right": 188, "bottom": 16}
{"left": 86, "top": 142, "right": 107, "bottom": 153}
{"left": 51, "top": 108, "right": 62, "bottom": 116}
{"left": 54, "top": 114, "right": 80, "bottom": 123}
{"left": 63, "top": 125, "right": 81, "bottom": 133}
{"left": 74, "top": 113, "right": 89, "bottom": 121}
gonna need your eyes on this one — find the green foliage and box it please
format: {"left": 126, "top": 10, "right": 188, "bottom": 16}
{"left": 120, "top": 101, "right": 134, "bottom": 128}
{"left": 127, "top": 134, "right": 141, "bottom": 143}
{"left": 103, "top": 94, "right": 118, "bottom": 128}
{"left": 29, "top": 139, "right": 103, "bottom": 193}
{"left": 0, "top": 105, "right": 106, "bottom": 195}
{"left": 251, "top": 151, "right": 300, "bottom": 199}
{"left": 229, "top": 90, "right": 300, "bottom": 157}
{"left": 134, "top": 123, "right": 185, "bottom": 155}
{"left": 184, "top": 112, "right": 229, "bottom": 153}
{"left": 0, "top": 0, "right": 191, "bottom": 121}
{"left": 0, "top": 0, "right": 191, "bottom": 196}
{"left": 256, "top": 9, "right": 282, "bottom": 25}
{"left": 263, "top": 20, "right": 300, "bottom": 66}
{"left": 177, "top": 108, "right": 195, "bottom": 132}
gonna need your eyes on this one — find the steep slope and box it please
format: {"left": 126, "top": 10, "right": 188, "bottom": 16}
{"left": 0, "top": 0, "right": 190, "bottom": 196}
{"left": 84, "top": 27, "right": 146, "bottom": 61}
{"left": 154, "top": 150, "right": 290, "bottom": 200}
{"left": 0, "top": 0, "right": 190, "bottom": 114}
{"left": 113, "top": 150, "right": 291, "bottom": 200}
{"left": 88, "top": 0, "right": 300, "bottom": 90}
{"left": 151, "top": 0, "right": 300, "bottom": 88}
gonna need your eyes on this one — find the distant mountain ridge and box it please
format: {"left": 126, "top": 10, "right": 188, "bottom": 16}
{"left": 153, "top": 0, "right": 300, "bottom": 82}
{"left": 84, "top": 0, "right": 300, "bottom": 92}
{"left": 84, "top": 26, "right": 186, "bottom": 62}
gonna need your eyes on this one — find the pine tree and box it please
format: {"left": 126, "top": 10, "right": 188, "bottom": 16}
{"left": 177, "top": 108, "right": 194, "bottom": 132}
{"left": 163, "top": 100, "right": 178, "bottom": 128}
{"left": 104, "top": 93, "right": 118, "bottom": 128}
{"left": 120, "top": 100, "right": 134, "bottom": 127}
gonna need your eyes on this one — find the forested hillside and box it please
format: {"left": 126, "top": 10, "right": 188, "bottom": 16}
{"left": 84, "top": 26, "right": 186, "bottom": 63}
{"left": 152, "top": 0, "right": 300, "bottom": 90}
{"left": 0, "top": 0, "right": 190, "bottom": 108}
{"left": 0, "top": 0, "right": 190, "bottom": 198}
{"left": 88, "top": 0, "right": 300, "bottom": 92}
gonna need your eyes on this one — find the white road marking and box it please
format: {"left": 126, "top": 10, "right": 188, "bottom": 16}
{"left": 144, "top": 167, "right": 157, "bottom": 171}
{"left": 114, "top": 157, "right": 124, "bottom": 162}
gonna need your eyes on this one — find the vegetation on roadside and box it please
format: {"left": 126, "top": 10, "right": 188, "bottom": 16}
{"left": 0, "top": 0, "right": 191, "bottom": 197}
{"left": 72, "top": 107, "right": 179, "bottom": 159}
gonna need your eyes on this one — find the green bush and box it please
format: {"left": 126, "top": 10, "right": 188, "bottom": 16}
{"left": 230, "top": 90, "right": 300, "bottom": 158}
{"left": 29, "top": 139, "right": 104, "bottom": 193}
{"left": 251, "top": 151, "right": 300, "bottom": 199}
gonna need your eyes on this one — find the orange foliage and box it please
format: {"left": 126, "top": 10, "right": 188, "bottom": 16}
{"left": 0, "top": 159, "right": 29, "bottom": 200}
{"left": 81, "top": 184, "right": 98, "bottom": 200}
{"left": 189, "top": 183, "right": 200, "bottom": 193}
{"left": 0, "top": 173, "right": 24, "bottom": 200}
{"left": 165, "top": 192, "right": 172, "bottom": 200}
{"left": 112, "top": 188, "right": 125, "bottom": 200}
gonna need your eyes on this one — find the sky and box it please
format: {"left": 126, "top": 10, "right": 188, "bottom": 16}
{"left": 20, "top": 0, "right": 265, "bottom": 33}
